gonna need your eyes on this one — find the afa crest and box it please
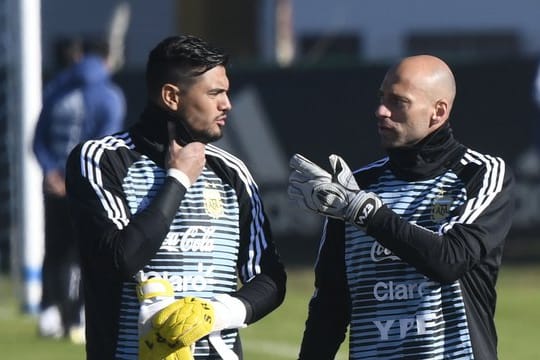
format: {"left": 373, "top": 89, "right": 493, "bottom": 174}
{"left": 203, "top": 185, "right": 224, "bottom": 219}
{"left": 431, "top": 190, "right": 452, "bottom": 222}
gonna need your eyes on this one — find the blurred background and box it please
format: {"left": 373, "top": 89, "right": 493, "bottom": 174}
{"left": 1, "top": 1, "right": 540, "bottom": 357}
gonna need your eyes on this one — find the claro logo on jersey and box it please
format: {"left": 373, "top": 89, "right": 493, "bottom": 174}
{"left": 144, "top": 266, "right": 215, "bottom": 293}
{"left": 371, "top": 241, "right": 400, "bottom": 262}
{"left": 162, "top": 226, "right": 215, "bottom": 252}
{"left": 373, "top": 280, "right": 433, "bottom": 301}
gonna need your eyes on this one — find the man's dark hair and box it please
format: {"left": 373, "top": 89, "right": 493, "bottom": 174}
{"left": 145, "top": 35, "right": 229, "bottom": 96}
{"left": 53, "top": 36, "right": 83, "bottom": 70}
{"left": 83, "top": 36, "right": 111, "bottom": 59}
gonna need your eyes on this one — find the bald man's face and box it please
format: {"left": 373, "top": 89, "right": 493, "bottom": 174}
{"left": 374, "top": 58, "right": 452, "bottom": 149}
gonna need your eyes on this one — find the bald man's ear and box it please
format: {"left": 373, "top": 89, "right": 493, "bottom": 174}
{"left": 161, "top": 83, "right": 181, "bottom": 111}
{"left": 430, "top": 99, "right": 449, "bottom": 127}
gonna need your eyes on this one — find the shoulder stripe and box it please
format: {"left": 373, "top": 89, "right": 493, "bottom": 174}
{"left": 79, "top": 133, "right": 133, "bottom": 230}
{"left": 353, "top": 157, "right": 389, "bottom": 174}
{"left": 443, "top": 149, "right": 505, "bottom": 231}
{"left": 205, "top": 144, "right": 267, "bottom": 280}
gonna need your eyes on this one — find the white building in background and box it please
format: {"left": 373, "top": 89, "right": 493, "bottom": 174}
{"left": 291, "top": 0, "right": 540, "bottom": 61}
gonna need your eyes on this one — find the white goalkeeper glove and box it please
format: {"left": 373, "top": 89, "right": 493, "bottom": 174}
{"left": 207, "top": 294, "right": 247, "bottom": 360}
{"left": 136, "top": 272, "right": 245, "bottom": 360}
{"left": 210, "top": 293, "right": 247, "bottom": 332}
{"left": 288, "top": 153, "right": 382, "bottom": 229}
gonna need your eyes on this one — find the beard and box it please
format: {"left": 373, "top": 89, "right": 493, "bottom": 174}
{"left": 186, "top": 125, "right": 223, "bottom": 144}
{"left": 170, "top": 113, "right": 224, "bottom": 144}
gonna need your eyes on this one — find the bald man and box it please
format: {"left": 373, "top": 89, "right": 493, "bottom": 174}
{"left": 288, "top": 55, "right": 514, "bottom": 359}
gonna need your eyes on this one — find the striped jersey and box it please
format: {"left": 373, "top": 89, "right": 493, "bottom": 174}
{"left": 299, "top": 125, "right": 514, "bottom": 360}
{"left": 66, "top": 106, "right": 286, "bottom": 360}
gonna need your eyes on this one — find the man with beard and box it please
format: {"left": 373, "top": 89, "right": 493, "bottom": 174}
{"left": 66, "top": 35, "right": 286, "bottom": 360}
{"left": 288, "top": 55, "right": 514, "bottom": 360}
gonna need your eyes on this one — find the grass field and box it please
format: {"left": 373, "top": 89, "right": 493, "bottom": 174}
{"left": 1, "top": 265, "right": 539, "bottom": 359}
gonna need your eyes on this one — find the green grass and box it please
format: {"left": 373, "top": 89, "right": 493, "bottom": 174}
{"left": 494, "top": 265, "right": 540, "bottom": 360}
{"left": 240, "top": 267, "right": 348, "bottom": 359}
{"left": 0, "top": 265, "right": 539, "bottom": 359}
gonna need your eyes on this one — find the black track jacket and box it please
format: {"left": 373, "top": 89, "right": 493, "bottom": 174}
{"left": 299, "top": 123, "right": 514, "bottom": 360}
{"left": 66, "top": 104, "right": 286, "bottom": 359}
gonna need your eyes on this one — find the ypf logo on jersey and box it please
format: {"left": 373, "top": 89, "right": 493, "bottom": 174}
{"left": 204, "top": 184, "right": 224, "bottom": 219}
{"left": 431, "top": 190, "right": 452, "bottom": 222}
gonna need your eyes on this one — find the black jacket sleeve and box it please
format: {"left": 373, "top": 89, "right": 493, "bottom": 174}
{"left": 298, "top": 218, "right": 350, "bottom": 360}
{"left": 206, "top": 154, "right": 287, "bottom": 325}
{"left": 66, "top": 142, "right": 187, "bottom": 279}
{"left": 366, "top": 164, "right": 515, "bottom": 284}
{"left": 233, "top": 204, "right": 286, "bottom": 324}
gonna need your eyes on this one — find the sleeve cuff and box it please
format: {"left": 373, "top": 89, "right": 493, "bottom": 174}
{"left": 167, "top": 168, "right": 191, "bottom": 189}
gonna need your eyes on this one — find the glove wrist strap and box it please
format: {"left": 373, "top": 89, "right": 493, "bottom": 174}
{"left": 346, "top": 191, "right": 382, "bottom": 229}
{"left": 209, "top": 332, "right": 239, "bottom": 360}
{"left": 136, "top": 278, "right": 175, "bottom": 302}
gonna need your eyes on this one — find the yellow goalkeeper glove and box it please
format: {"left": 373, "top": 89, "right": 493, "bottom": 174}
{"left": 140, "top": 345, "right": 193, "bottom": 360}
{"left": 136, "top": 275, "right": 215, "bottom": 360}
{"left": 152, "top": 296, "right": 215, "bottom": 347}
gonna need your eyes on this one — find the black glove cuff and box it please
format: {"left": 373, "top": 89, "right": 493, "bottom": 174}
{"left": 347, "top": 191, "right": 382, "bottom": 228}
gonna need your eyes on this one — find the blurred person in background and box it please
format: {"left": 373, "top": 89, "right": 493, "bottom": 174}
{"left": 51, "top": 36, "right": 84, "bottom": 76}
{"left": 65, "top": 35, "right": 286, "bottom": 360}
{"left": 288, "top": 55, "right": 514, "bottom": 359}
{"left": 33, "top": 35, "right": 126, "bottom": 344}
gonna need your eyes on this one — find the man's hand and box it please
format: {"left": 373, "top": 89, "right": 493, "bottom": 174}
{"left": 154, "top": 297, "right": 215, "bottom": 346}
{"left": 167, "top": 141, "right": 206, "bottom": 185}
{"left": 166, "top": 120, "right": 205, "bottom": 185}
{"left": 44, "top": 170, "right": 66, "bottom": 196}
{"left": 288, "top": 153, "right": 382, "bottom": 228}
{"left": 139, "top": 297, "right": 215, "bottom": 360}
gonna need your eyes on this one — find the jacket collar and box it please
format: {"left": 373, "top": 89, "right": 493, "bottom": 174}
{"left": 386, "top": 122, "right": 466, "bottom": 181}
{"left": 130, "top": 103, "right": 194, "bottom": 167}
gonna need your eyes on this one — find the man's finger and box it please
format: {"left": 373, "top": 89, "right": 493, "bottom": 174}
{"left": 287, "top": 183, "right": 304, "bottom": 199}
{"left": 329, "top": 154, "right": 360, "bottom": 191}
{"left": 288, "top": 170, "right": 311, "bottom": 185}
{"left": 289, "top": 154, "right": 330, "bottom": 178}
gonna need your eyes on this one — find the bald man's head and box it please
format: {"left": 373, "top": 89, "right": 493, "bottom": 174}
{"left": 388, "top": 55, "right": 456, "bottom": 112}
{"left": 375, "top": 55, "right": 457, "bottom": 148}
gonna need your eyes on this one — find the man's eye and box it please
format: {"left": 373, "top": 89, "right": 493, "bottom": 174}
{"left": 209, "top": 90, "right": 226, "bottom": 97}
{"left": 390, "top": 97, "right": 408, "bottom": 108}
{"left": 378, "top": 92, "right": 408, "bottom": 108}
